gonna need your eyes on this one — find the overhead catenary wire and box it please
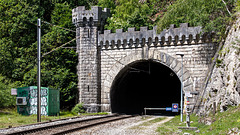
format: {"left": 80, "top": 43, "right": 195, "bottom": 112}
{"left": 100, "top": 48, "right": 149, "bottom": 74}
{"left": 61, "top": 47, "right": 76, "bottom": 49}
{"left": 42, "top": 37, "right": 76, "bottom": 57}
{"left": 27, "top": 20, "right": 77, "bottom": 57}
{"left": 24, "top": 18, "right": 149, "bottom": 77}
{"left": 38, "top": 21, "right": 150, "bottom": 73}
{"left": 41, "top": 20, "right": 76, "bottom": 33}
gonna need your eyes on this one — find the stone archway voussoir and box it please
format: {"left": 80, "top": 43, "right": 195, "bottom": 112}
{"left": 173, "top": 62, "right": 182, "bottom": 74}
{"left": 170, "top": 59, "right": 178, "bottom": 70}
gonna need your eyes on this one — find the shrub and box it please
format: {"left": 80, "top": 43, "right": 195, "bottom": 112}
{"left": 71, "top": 103, "right": 86, "bottom": 114}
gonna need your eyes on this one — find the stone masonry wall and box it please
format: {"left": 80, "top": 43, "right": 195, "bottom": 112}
{"left": 73, "top": 6, "right": 110, "bottom": 112}
{"left": 101, "top": 43, "right": 216, "bottom": 112}
{"left": 76, "top": 26, "right": 100, "bottom": 112}
{"left": 72, "top": 6, "right": 217, "bottom": 113}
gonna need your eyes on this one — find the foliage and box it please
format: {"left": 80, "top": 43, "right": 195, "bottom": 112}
{"left": 103, "top": 0, "right": 175, "bottom": 31}
{"left": 1, "top": 0, "right": 239, "bottom": 111}
{"left": 40, "top": 2, "right": 78, "bottom": 109}
{"left": 71, "top": 103, "right": 86, "bottom": 114}
{"left": 0, "top": 75, "right": 17, "bottom": 108}
{"left": 156, "top": 105, "right": 240, "bottom": 134}
{"left": 98, "top": 0, "right": 116, "bottom": 11}
{"left": 0, "top": 0, "right": 37, "bottom": 81}
{"left": 0, "top": 0, "right": 83, "bottom": 110}
{"left": 157, "top": 0, "right": 237, "bottom": 36}
{"left": 236, "top": 0, "right": 240, "bottom": 11}
{"left": 216, "top": 58, "right": 223, "bottom": 67}
{"left": 100, "top": 0, "right": 238, "bottom": 38}
{"left": 50, "top": 0, "right": 98, "bottom": 9}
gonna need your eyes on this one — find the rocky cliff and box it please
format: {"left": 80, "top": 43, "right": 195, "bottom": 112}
{"left": 198, "top": 16, "right": 240, "bottom": 116}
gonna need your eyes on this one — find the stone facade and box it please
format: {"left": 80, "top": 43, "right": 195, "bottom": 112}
{"left": 73, "top": 6, "right": 110, "bottom": 112}
{"left": 100, "top": 43, "right": 216, "bottom": 112}
{"left": 72, "top": 6, "right": 216, "bottom": 112}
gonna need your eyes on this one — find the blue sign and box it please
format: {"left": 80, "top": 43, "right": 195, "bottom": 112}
{"left": 172, "top": 103, "right": 178, "bottom": 112}
{"left": 166, "top": 107, "right": 172, "bottom": 111}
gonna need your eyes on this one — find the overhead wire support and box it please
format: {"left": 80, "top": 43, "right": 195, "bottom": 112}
{"left": 37, "top": 18, "right": 41, "bottom": 122}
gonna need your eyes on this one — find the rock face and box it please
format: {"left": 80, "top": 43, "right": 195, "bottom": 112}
{"left": 198, "top": 16, "right": 240, "bottom": 115}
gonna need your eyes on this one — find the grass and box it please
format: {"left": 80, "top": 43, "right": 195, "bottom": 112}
{"left": 131, "top": 116, "right": 166, "bottom": 130}
{"left": 141, "top": 117, "right": 165, "bottom": 126}
{"left": 156, "top": 105, "right": 240, "bottom": 134}
{"left": 0, "top": 108, "right": 108, "bottom": 129}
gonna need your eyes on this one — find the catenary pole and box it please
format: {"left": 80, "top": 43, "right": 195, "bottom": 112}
{"left": 176, "top": 52, "right": 184, "bottom": 122}
{"left": 37, "top": 18, "right": 41, "bottom": 122}
{"left": 181, "top": 55, "right": 183, "bottom": 122}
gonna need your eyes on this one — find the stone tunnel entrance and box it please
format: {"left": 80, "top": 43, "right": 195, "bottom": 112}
{"left": 110, "top": 60, "right": 181, "bottom": 115}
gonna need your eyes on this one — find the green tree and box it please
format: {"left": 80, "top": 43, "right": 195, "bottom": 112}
{"left": 0, "top": 0, "right": 37, "bottom": 82}
{"left": 104, "top": 0, "right": 150, "bottom": 31}
{"left": 23, "top": 2, "right": 78, "bottom": 109}
{"left": 0, "top": 75, "right": 17, "bottom": 108}
{"left": 98, "top": 0, "right": 116, "bottom": 11}
{"left": 0, "top": 0, "right": 81, "bottom": 109}
{"left": 157, "top": 0, "right": 236, "bottom": 36}
{"left": 102, "top": 0, "right": 175, "bottom": 31}
{"left": 43, "top": 2, "right": 78, "bottom": 109}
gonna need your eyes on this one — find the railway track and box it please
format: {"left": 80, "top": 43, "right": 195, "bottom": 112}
{"left": 4, "top": 114, "right": 134, "bottom": 135}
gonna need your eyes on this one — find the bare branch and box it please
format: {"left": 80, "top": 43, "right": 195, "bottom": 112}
{"left": 221, "top": 0, "right": 232, "bottom": 16}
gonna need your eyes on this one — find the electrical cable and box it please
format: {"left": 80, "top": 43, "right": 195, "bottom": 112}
{"left": 42, "top": 38, "right": 76, "bottom": 57}
{"left": 101, "top": 49, "right": 149, "bottom": 73}
{"left": 41, "top": 20, "right": 76, "bottom": 33}
{"left": 34, "top": 20, "right": 150, "bottom": 73}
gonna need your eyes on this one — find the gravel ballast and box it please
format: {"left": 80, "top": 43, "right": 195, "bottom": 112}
{"left": 70, "top": 116, "right": 174, "bottom": 135}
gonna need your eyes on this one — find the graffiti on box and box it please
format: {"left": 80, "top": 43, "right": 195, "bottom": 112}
{"left": 30, "top": 88, "right": 48, "bottom": 98}
{"left": 29, "top": 106, "right": 47, "bottom": 115}
{"left": 29, "top": 89, "right": 48, "bottom": 115}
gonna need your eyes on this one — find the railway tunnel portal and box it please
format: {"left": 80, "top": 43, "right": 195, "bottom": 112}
{"left": 72, "top": 6, "right": 217, "bottom": 113}
{"left": 110, "top": 60, "right": 181, "bottom": 114}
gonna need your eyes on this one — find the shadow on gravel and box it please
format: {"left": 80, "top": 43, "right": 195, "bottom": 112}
{"left": 117, "top": 110, "right": 179, "bottom": 117}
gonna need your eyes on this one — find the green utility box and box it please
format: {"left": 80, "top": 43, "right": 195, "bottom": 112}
{"left": 16, "top": 86, "right": 60, "bottom": 116}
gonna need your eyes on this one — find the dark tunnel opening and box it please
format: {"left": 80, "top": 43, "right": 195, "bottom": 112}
{"left": 110, "top": 60, "right": 181, "bottom": 115}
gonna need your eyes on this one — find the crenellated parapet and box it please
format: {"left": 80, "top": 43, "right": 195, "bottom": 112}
{"left": 72, "top": 6, "right": 217, "bottom": 113}
{"left": 72, "top": 6, "right": 110, "bottom": 30}
{"left": 98, "top": 23, "right": 215, "bottom": 49}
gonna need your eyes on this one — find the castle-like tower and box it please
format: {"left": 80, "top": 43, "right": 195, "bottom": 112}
{"left": 72, "top": 6, "right": 216, "bottom": 113}
{"left": 72, "top": 6, "right": 110, "bottom": 112}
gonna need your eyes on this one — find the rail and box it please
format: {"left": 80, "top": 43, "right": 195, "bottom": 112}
{"left": 5, "top": 114, "right": 135, "bottom": 135}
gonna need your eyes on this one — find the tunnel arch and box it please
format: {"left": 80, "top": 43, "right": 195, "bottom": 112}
{"left": 102, "top": 50, "right": 193, "bottom": 114}
{"left": 110, "top": 59, "right": 181, "bottom": 114}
